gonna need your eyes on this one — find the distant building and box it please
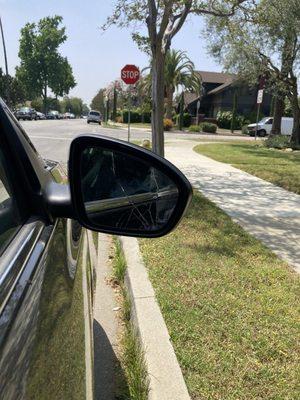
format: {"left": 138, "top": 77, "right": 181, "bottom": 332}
{"left": 185, "top": 71, "right": 272, "bottom": 119}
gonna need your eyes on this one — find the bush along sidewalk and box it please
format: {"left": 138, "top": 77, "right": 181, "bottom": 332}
{"left": 111, "top": 237, "right": 149, "bottom": 400}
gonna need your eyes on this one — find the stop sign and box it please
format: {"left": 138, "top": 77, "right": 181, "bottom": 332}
{"left": 121, "top": 64, "right": 140, "bottom": 85}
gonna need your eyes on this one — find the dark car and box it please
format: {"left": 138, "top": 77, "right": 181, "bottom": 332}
{"left": 15, "top": 107, "right": 37, "bottom": 121}
{"left": 0, "top": 98, "right": 192, "bottom": 399}
{"left": 46, "top": 112, "right": 55, "bottom": 119}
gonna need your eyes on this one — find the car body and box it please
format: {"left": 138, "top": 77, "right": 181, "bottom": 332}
{"left": 46, "top": 112, "right": 55, "bottom": 119}
{"left": 15, "top": 107, "right": 37, "bottom": 121}
{"left": 247, "top": 117, "right": 293, "bottom": 137}
{"left": 46, "top": 110, "right": 61, "bottom": 120}
{"left": 0, "top": 98, "right": 192, "bottom": 399}
{"left": 63, "top": 112, "right": 72, "bottom": 119}
{"left": 36, "top": 111, "right": 46, "bottom": 120}
{"left": 87, "top": 110, "right": 102, "bottom": 124}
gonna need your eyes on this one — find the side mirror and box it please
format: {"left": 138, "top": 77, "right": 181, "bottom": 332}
{"left": 68, "top": 135, "right": 192, "bottom": 237}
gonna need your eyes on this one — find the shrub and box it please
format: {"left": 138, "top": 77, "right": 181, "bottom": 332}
{"left": 163, "top": 118, "right": 173, "bottom": 131}
{"left": 200, "top": 122, "right": 217, "bottom": 133}
{"left": 244, "top": 110, "right": 265, "bottom": 124}
{"left": 264, "top": 135, "right": 291, "bottom": 149}
{"left": 123, "top": 110, "right": 141, "bottom": 123}
{"left": 217, "top": 111, "right": 246, "bottom": 130}
{"left": 242, "top": 125, "right": 249, "bottom": 135}
{"left": 174, "top": 112, "right": 191, "bottom": 127}
{"left": 189, "top": 125, "right": 201, "bottom": 132}
{"left": 141, "top": 111, "right": 151, "bottom": 123}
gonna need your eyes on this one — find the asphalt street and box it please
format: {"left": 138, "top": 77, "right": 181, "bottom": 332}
{"left": 21, "top": 119, "right": 252, "bottom": 164}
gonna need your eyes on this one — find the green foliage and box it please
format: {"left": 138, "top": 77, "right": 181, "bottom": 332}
{"left": 244, "top": 110, "right": 264, "bottom": 124}
{"left": 16, "top": 16, "right": 75, "bottom": 110}
{"left": 242, "top": 125, "right": 249, "bottom": 135}
{"left": 174, "top": 112, "right": 191, "bottom": 128}
{"left": 112, "top": 238, "right": 126, "bottom": 285}
{"left": 60, "top": 97, "right": 84, "bottom": 116}
{"left": 217, "top": 111, "right": 246, "bottom": 129}
{"left": 0, "top": 68, "right": 25, "bottom": 107}
{"left": 264, "top": 135, "right": 291, "bottom": 149}
{"left": 200, "top": 122, "right": 217, "bottom": 133}
{"left": 189, "top": 125, "right": 201, "bottom": 132}
{"left": 90, "top": 89, "right": 105, "bottom": 114}
{"left": 123, "top": 110, "right": 142, "bottom": 123}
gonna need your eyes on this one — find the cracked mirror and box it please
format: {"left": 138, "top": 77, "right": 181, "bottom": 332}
{"left": 80, "top": 146, "right": 179, "bottom": 233}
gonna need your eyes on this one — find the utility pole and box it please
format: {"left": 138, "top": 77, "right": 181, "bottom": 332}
{"left": 0, "top": 16, "right": 10, "bottom": 104}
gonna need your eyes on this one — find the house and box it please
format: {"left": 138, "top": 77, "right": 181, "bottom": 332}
{"left": 185, "top": 71, "right": 272, "bottom": 119}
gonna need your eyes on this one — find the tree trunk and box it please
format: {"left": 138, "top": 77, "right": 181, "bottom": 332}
{"left": 165, "top": 86, "right": 174, "bottom": 120}
{"left": 230, "top": 90, "right": 237, "bottom": 133}
{"left": 151, "top": 52, "right": 165, "bottom": 157}
{"left": 270, "top": 96, "right": 284, "bottom": 136}
{"left": 43, "top": 84, "right": 47, "bottom": 114}
{"left": 113, "top": 88, "right": 117, "bottom": 122}
{"left": 290, "top": 84, "right": 300, "bottom": 146}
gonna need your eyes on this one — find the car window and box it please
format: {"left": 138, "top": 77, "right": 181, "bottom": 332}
{"left": 90, "top": 112, "right": 100, "bottom": 116}
{"left": 0, "top": 149, "right": 23, "bottom": 254}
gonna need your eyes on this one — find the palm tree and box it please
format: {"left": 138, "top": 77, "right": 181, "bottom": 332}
{"left": 143, "top": 50, "right": 201, "bottom": 119}
{"left": 164, "top": 49, "right": 201, "bottom": 119}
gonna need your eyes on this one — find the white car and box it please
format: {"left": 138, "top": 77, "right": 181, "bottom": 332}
{"left": 87, "top": 110, "right": 102, "bottom": 124}
{"left": 248, "top": 117, "right": 293, "bottom": 137}
{"left": 36, "top": 112, "right": 46, "bottom": 120}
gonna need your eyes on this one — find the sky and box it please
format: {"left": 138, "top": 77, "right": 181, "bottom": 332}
{"left": 0, "top": 0, "right": 221, "bottom": 105}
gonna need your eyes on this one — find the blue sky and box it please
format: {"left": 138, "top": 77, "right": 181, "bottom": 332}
{"left": 0, "top": 1, "right": 220, "bottom": 104}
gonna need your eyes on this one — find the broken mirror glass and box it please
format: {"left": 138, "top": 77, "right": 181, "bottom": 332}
{"left": 80, "top": 146, "right": 179, "bottom": 233}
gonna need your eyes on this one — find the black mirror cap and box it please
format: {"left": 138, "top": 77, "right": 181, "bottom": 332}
{"left": 68, "top": 134, "right": 193, "bottom": 238}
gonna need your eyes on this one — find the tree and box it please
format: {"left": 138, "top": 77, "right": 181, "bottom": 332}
{"left": 0, "top": 69, "right": 25, "bottom": 107}
{"left": 206, "top": 0, "right": 300, "bottom": 144}
{"left": 103, "top": 0, "right": 246, "bottom": 156}
{"left": 16, "top": 16, "right": 76, "bottom": 113}
{"left": 60, "top": 97, "right": 84, "bottom": 116}
{"left": 90, "top": 89, "right": 105, "bottom": 115}
{"left": 165, "top": 49, "right": 200, "bottom": 119}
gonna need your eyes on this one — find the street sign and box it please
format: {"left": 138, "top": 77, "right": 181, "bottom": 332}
{"left": 121, "top": 65, "right": 140, "bottom": 142}
{"left": 257, "top": 89, "right": 264, "bottom": 104}
{"left": 121, "top": 64, "right": 140, "bottom": 85}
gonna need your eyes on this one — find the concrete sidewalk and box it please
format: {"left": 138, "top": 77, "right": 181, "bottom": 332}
{"left": 166, "top": 140, "right": 300, "bottom": 273}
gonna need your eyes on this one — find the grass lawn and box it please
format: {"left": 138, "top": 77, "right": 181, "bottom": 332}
{"left": 139, "top": 192, "right": 300, "bottom": 399}
{"left": 194, "top": 141, "right": 300, "bottom": 194}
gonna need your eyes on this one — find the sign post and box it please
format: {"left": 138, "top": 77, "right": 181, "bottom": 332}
{"left": 255, "top": 89, "right": 264, "bottom": 140}
{"left": 121, "top": 64, "right": 140, "bottom": 142}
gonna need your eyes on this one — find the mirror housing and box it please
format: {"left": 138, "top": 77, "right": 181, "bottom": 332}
{"left": 68, "top": 135, "right": 192, "bottom": 238}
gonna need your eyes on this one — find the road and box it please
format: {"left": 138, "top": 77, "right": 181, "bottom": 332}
{"left": 22, "top": 119, "right": 252, "bottom": 163}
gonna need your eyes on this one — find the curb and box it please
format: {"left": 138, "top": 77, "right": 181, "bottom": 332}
{"left": 120, "top": 236, "right": 191, "bottom": 400}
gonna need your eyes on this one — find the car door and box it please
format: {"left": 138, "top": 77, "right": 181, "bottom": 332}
{"left": 0, "top": 102, "right": 92, "bottom": 400}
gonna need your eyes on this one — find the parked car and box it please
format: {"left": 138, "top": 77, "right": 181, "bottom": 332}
{"left": 63, "top": 112, "right": 72, "bottom": 119}
{"left": 47, "top": 110, "right": 61, "bottom": 119}
{"left": 36, "top": 111, "right": 46, "bottom": 120}
{"left": 247, "top": 117, "right": 293, "bottom": 137}
{"left": 0, "top": 97, "right": 192, "bottom": 399}
{"left": 15, "top": 107, "right": 37, "bottom": 121}
{"left": 46, "top": 112, "right": 56, "bottom": 119}
{"left": 87, "top": 110, "right": 102, "bottom": 124}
